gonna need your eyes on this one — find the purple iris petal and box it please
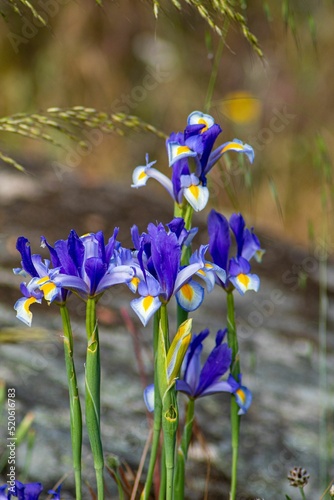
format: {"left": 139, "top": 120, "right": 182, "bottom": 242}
{"left": 54, "top": 239, "right": 79, "bottom": 276}
{"left": 9, "top": 481, "right": 43, "bottom": 500}
{"left": 175, "top": 379, "right": 193, "bottom": 396}
{"left": 41, "top": 236, "right": 61, "bottom": 268}
{"left": 241, "top": 228, "right": 261, "bottom": 261}
{"left": 208, "top": 210, "right": 230, "bottom": 272}
{"left": 16, "top": 237, "right": 39, "bottom": 278}
{"left": 171, "top": 158, "right": 190, "bottom": 202}
{"left": 196, "top": 343, "right": 232, "bottom": 397}
{"left": 183, "top": 333, "right": 207, "bottom": 395}
{"left": 95, "top": 266, "right": 134, "bottom": 294}
{"left": 85, "top": 257, "right": 107, "bottom": 295}
{"left": 148, "top": 223, "right": 181, "bottom": 301}
{"left": 67, "top": 230, "right": 85, "bottom": 273}
{"left": 229, "top": 256, "right": 251, "bottom": 276}
{"left": 229, "top": 213, "right": 245, "bottom": 257}
{"left": 54, "top": 274, "right": 90, "bottom": 296}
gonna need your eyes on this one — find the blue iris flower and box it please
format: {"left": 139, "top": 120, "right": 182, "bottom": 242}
{"left": 132, "top": 111, "right": 254, "bottom": 212}
{"left": 0, "top": 481, "right": 43, "bottom": 499}
{"left": 14, "top": 229, "right": 134, "bottom": 326}
{"left": 128, "top": 219, "right": 206, "bottom": 326}
{"left": 206, "top": 209, "right": 264, "bottom": 295}
{"left": 176, "top": 329, "right": 252, "bottom": 415}
{"left": 46, "top": 229, "right": 134, "bottom": 301}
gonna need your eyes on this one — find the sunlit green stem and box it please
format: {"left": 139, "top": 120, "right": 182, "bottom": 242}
{"left": 226, "top": 291, "right": 240, "bottom": 500}
{"left": 159, "top": 304, "right": 177, "bottom": 500}
{"left": 85, "top": 298, "right": 104, "bottom": 499}
{"left": 174, "top": 398, "right": 195, "bottom": 498}
{"left": 158, "top": 444, "right": 166, "bottom": 500}
{"left": 204, "top": 17, "right": 230, "bottom": 113}
{"left": 141, "top": 312, "right": 162, "bottom": 500}
{"left": 60, "top": 304, "right": 83, "bottom": 500}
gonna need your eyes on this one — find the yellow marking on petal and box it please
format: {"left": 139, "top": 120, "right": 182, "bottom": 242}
{"left": 236, "top": 388, "right": 246, "bottom": 405}
{"left": 138, "top": 171, "right": 147, "bottom": 181}
{"left": 143, "top": 295, "right": 154, "bottom": 311}
{"left": 24, "top": 297, "right": 37, "bottom": 314}
{"left": 198, "top": 118, "right": 208, "bottom": 133}
{"left": 221, "top": 142, "right": 245, "bottom": 154}
{"left": 131, "top": 277, "right": 140, "bottom": 288}
{"left": 181, "top": 284, "right": 194, "bottom": 302}
{"left": 176, "top": 145, "right": 191, "bottom": 155}
{"left": 197, "top": 269, "right": 205, "bottom": 276}
{"left": 238, "top": 273, "right": 250, "bottom": 288}
{"left": 188, "top": 184, "right": 200, "bottom": 199}
{"left": 37, "top": 276, "right": 49, "bottom": 285}
{"left": 40, "top": 281, "right": 56, "bottom": 299}
{"left": 205, "top": 263, "right": 213, "bottom": 269}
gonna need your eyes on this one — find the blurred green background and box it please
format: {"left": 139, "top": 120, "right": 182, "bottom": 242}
{"left": 0, "top": 0, "right": 333, "bottom": 248}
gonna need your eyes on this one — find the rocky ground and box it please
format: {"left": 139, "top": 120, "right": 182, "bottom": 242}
{"left": 0, "top": 163, "right": 333, "bottom": 499}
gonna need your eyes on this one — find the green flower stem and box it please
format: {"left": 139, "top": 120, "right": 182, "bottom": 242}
{"left": 226, "top": 291, "right": 240, "bottom": 500}
{"left": 158, "top": 444, "right": 166, "bottom": 500}
{"left": 299, "top": 487, "right": 307, "bottom": 500}
{"left": 174, "top": 398, "right": 195, "bottom": 498}
{"left": 158, "top": 304, "right": 177, "bottom": 500}
{"left": 141, "top": 312, "right": 162, "bottom": 500}
{"left": 85, "top": 298, "right": 104, "bottom": 499}
{"left": 60, "top": 304, "right": 83, "bottom": 500}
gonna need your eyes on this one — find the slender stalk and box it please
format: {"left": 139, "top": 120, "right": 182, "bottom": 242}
{"left": 204, "top": 17, "right": 230, "bottom": 113}
{"left": 141, "top": 312, "right": 162, "bottom": 500}
{"left": 85, "top": 298, "right": 104, "bottom": 499}
{"left": 158, "top": 444, "right": 166, "bottom": 500}
{"left": 299, "top": 487, "right": 307, "bottom": 500}
{"left": 60, "top": 304, "right": 83, "bottom": 500}
{"left": 226, "top": 291, "right": 240, "bottom": 500}
{"left": 159, "top": 304, "right": 177, "bottom": 500}
{"left": 174, "top": 398, "right": 195, "bottom": 498}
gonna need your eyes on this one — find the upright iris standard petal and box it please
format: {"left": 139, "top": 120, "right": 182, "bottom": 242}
{"left": 208, "top": 210, "right": 230, "bottom": 271}
{"left": 148, "top": 223, "right": 181, "bottom": 301}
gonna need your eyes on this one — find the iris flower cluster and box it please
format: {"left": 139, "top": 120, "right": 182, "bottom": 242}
{"left": 132, "top": 110, "right": 254, "bottom": 212}
{"left": 12, "top": 110, "right": 263, "bottom": 499}
{"left": 0, "top": 481, "right": 60, "bottom": 500}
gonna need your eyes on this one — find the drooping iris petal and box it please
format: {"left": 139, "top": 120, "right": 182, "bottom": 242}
{"left": 230, "top": 273, "right": 260, "bottom": 295}
{"left": 219, "top": 139, "right": 254, "bottom": 163}
{"left": 175, "top": 280, "right": 204, "bottom": 312}
{"left": 227, "top": 375, "right": 252, "bottom": 415}
{"left": 130, "top": 295, "right": 162, "bottom": 326}
{"left": 14, "top": 296, "right": 41, "bottom": 327}
{"left": 181, "top": 176, "right": 209, "bottom": 212}
{"left": 132, "top": 164, "right": 174, "bottom": 200}
{"left": 208, "top": 210, "right": 230, "bottom": 271}
{"left": 229, "top": 257, "right": 260, "bottom": 294}
{"left": 167, "top": 141, "right": 198, "bottom": 167}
